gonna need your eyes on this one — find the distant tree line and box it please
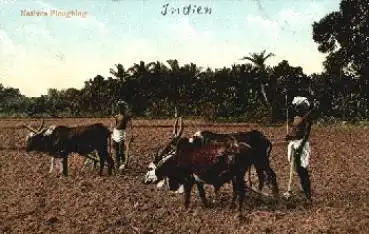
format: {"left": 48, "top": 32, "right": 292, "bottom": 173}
{"left": 0, "top": 0, "right": 367, "bottom": 123}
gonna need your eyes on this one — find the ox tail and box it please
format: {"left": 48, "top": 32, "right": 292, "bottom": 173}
{"left": 108, "top": 130, "right": 113, "bottom": 161}
{"left": 265, "top": 139, "right": 274, "bottom": 188}
{"left": 248, "top": 165, "right": 252, "bottom": 187}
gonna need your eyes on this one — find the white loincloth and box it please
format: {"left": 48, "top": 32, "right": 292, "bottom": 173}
{"left": 111, "top": 128, "right": 126, "bottom": 143}
{"left": 287, "top": 139, "right": 310, "bottom": 168}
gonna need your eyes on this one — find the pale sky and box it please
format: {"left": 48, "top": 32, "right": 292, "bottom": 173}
{"left": 0, "top": 0, "right": 340, "bottom": 97}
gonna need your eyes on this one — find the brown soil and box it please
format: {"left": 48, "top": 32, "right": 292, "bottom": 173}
{"left": 1, "top": 118, "right": 368, "bottom": 233}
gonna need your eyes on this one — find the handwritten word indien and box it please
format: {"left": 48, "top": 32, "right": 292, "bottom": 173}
{"left": 20, "top": 9, "right": 88, "bottom": 18}
{"left": 161, "top": 3, "right": 212, "bottom": 16}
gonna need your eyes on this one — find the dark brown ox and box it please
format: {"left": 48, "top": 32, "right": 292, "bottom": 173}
{"left": 145, "top": 128, "right": 279, "bottom": 199}
{"left": 190, "top": 130, "right": 278, "bottom": 196}
{"left": 24, "top": 119, "right": 114, "bottom": 176}
{"left": 175, "top": 136, "right": 253, "bottom": 212}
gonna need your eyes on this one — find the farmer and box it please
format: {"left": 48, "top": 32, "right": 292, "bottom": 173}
{"left": 111, "top": 100, "right": 132, "bottom": 170}
{"left": 284, "top": 96, "right": 313, "bottom": 203}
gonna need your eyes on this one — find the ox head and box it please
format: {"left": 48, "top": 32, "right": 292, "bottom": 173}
{"left": 143, "top": 115, "right": 184, "bottom": 190}
{"left": 23, "top": 119, "right": 54, "bottom": 152}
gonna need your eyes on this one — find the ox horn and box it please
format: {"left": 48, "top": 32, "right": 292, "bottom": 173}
{"left": 173, "top": 116, "right": 183, "bottom": 139}
{"left": 37, "top": 119, "right": 45, "bottom": 132}
{"left": 23, "top": 119, "right": 46, "bottom": 134}
{"left": 23, "top": 124, "right": 38, "bottom": 133}
{"left": 153, "top": 146, "right": 161, "bottom": 162}
{"left": 157, "top": 111, "right": 184, "bottom": 161}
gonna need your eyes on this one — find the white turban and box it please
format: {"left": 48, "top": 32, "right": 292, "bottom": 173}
{"left": 292, "top": 96, "right": 310, "bottom": 108}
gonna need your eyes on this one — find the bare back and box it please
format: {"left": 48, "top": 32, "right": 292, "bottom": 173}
{"left": 114, "top": 113, "right": 130, "bottom": 130}
{"left": 288, "top": 115, "right": 312, "bottom": 141}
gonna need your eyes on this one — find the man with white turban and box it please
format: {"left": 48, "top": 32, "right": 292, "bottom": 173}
{"left": 284, "top": 96, "right": 313, "bottom": 203}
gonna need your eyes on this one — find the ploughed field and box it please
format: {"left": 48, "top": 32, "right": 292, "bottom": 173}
{"left": 1, "top": 118, "right": 368, "bottom": 233}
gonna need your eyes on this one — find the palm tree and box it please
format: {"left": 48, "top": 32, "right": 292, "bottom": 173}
{"left": 126, "top": 61, "right": 158, "bottom": 115}
{"left": 109, "top": 63, "right": 132, "bottom": 104}
{"left": 109, "top": 64, "right": 131, "bottom": 82}
{"left": 166, "top": 59, "right": 180, "bottom": 73}
{"left": 127, "top": 61, "right": 157, "bottom": 90}
{"left": 240, "top": 50, "right": 275, "bottom": 108}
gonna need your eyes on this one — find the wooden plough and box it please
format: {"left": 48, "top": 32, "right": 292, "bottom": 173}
{"left": 244, "top": 186, "right": 293, "bottom": 207}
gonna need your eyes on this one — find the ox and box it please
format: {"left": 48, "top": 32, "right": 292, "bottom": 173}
{"left": 175, "top": 136, "right": 253, "bottom": 212}
{"left": 190, "top": 130, "right": 278, "bottom": 195}
{"left": 144, "top": 119, "right": 279, "bottom": 212}
{"left": 24, "top": 119, "right": 114, "bottom": 176}
{"left": 144, "top": 128, "right": 278, "bottom": 198}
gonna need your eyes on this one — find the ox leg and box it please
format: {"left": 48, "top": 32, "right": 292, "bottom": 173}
{"left": 195, "top": 182, "right": 208, "bottom": 208}
{"left": 255, "top": 166, "right": 266, "bottom": 192}
{"left": 49, "top": 158, "right": 55, "bottom": 173}
{"left": 97, "top": 153, "right": 105, "bottom": 176}
{"left": 62, "top": 157, "right": 68, "bottom": 176}
{"left": 92, "top": 156, "right": 99, "bottom": 170}
{"left": 213, "top": 185, "right": 221, "bottom": 205}
{"left": 260, "top": 157, "right": 279, "bottom": 198}
{"left": 255, "top": 161, "right": 279, "bottom": 198}
{"left": 230, "top": 178, "right": 237, "bottom": 209}
{"left": 81, "top": 158, "right": 87, "bottom": 171}
{"left": 97, "top": 148, "right": 114, "bottom": 176}
{"left": 265, "top": 166, "right": 279, "bottom": 198}
{"left": 89, "top": 152, "right": 99, "bottom": 170}
{"left": 253, "top": 152, "right": 268, "bottom": 192}
{"left": 236, "top": 171, "right": 246, "bottom": 213}
{"left": 183, "top": 176, "right": 195, "bottom": 209}
{"left": 82, "top": 158, "right": 89, "bottom": 171}
{"left": 168, "top": 178, "right": 184, "bottom": 193}
{"left": 248, "top": 167, "right": 252, "bottom": 187}
{"left": 106, "top": 153, "right": 114, "bottom": 175}
{"left": 99, "top": 158, "right": 105, "bottom": 175}
{"left": 57, "top": 159, "right": 63, "bottom": 174}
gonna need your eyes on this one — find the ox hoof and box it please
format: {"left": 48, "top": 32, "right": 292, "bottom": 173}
{"left": 230, "top": 203, "right": 236, "bottom": 210}
{"left": 175, "top": 185, "right": 184, "bottom": 194}
{"left": 118, "top": 164, "right": 126, "bottom": 171}
{"left": 283, "top": 191, "right": 293, "bottom": 199}
{"left": 156, "top": 179, "right": 167, "bottom": 189}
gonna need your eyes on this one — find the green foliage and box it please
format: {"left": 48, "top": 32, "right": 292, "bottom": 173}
{"left": 312, "top": 0, "right": 369, "bottom": 118}
{"left": 0, "top": 58, "right": 368, "bottom": 122}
